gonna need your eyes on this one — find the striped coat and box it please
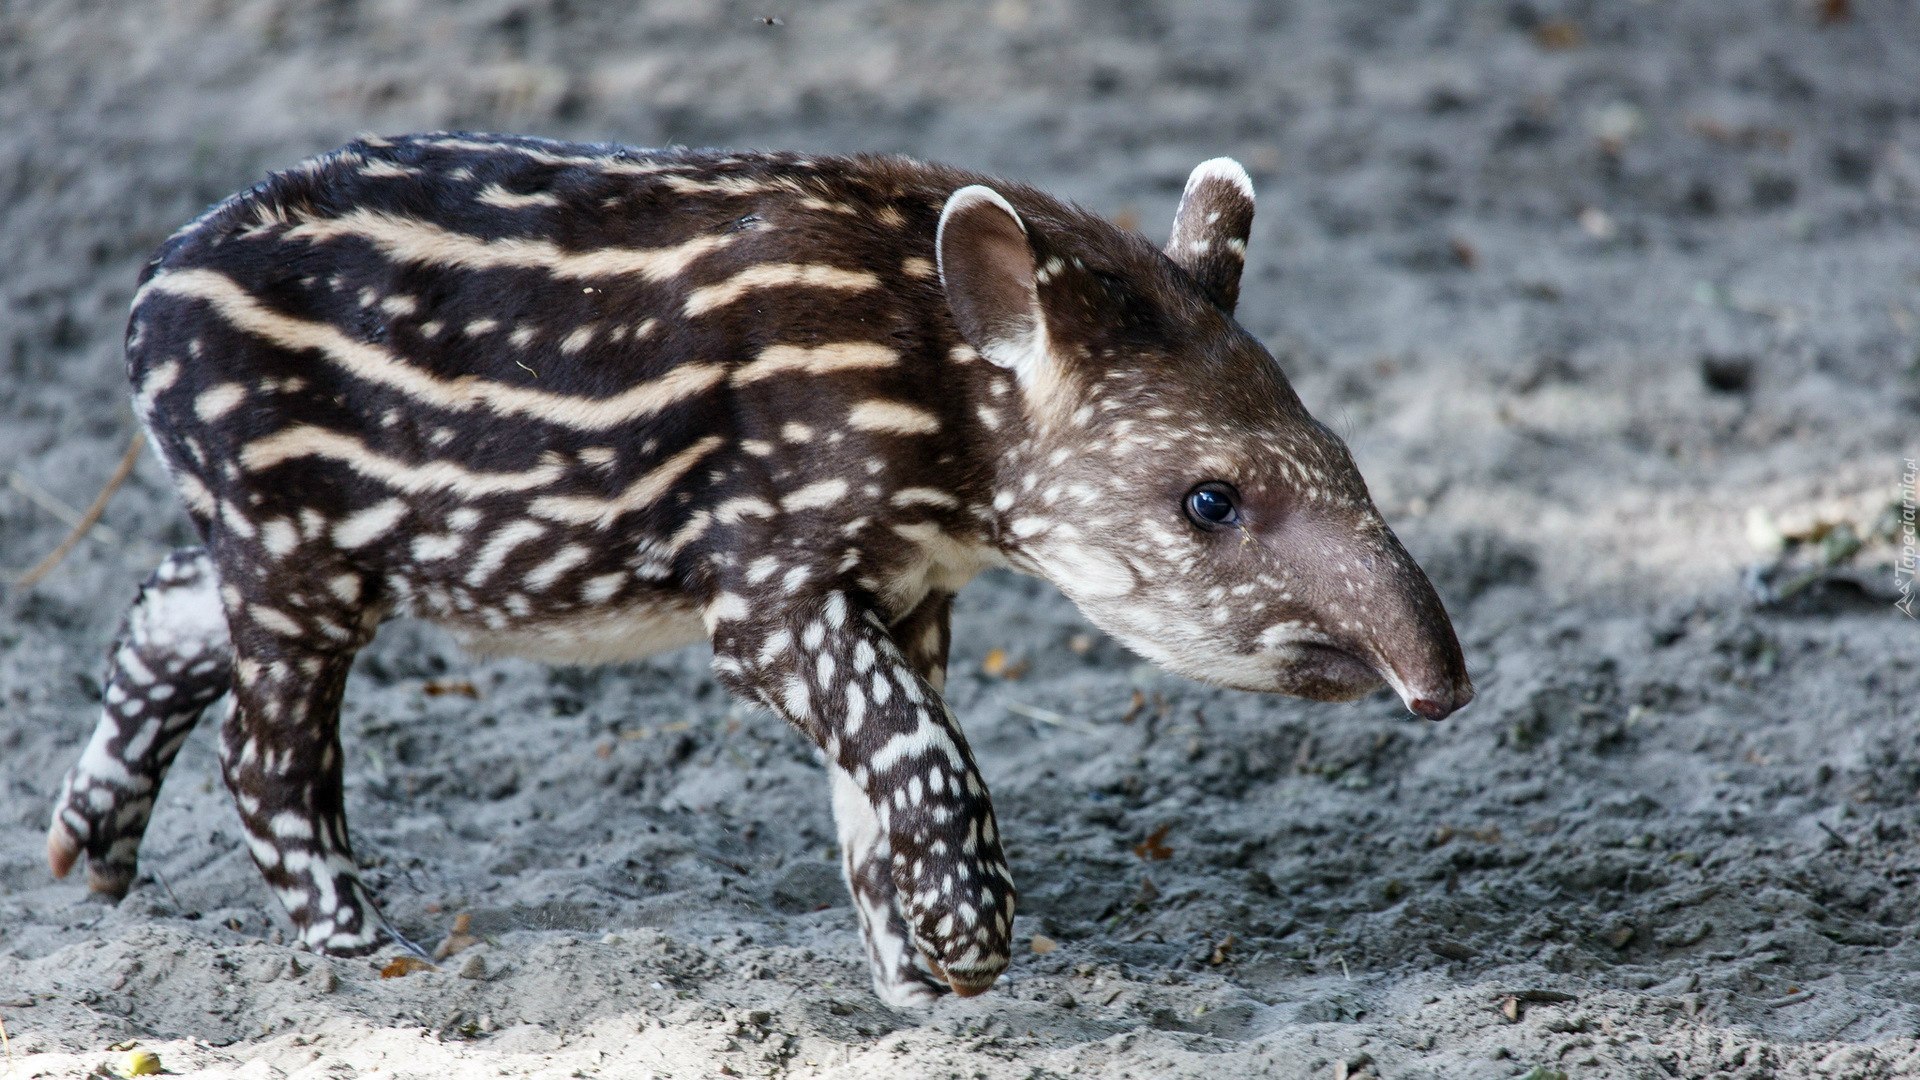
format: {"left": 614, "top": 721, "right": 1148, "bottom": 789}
{"left": 49, "top": 133, "right": 1473, "bottom": 1005}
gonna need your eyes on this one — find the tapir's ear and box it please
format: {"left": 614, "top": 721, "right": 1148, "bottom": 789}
{"left": 937, "top": 185, "right": 1050, "bottom": 386}
{"left": 1166, "top": 158, "right": 1255, "bottom": 313}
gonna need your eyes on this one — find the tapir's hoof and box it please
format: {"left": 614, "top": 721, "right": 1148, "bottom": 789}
{"left": 48, "top": 823, "right": 135, "bottom": 900}
{"left": 47, "top": 824, "right": 80, "bottom": 879}
{"left": 87, "top": 865, "right": 135, "bottom": 901}
{"left": 947, "top": 977, "right": 996, "bottom": 998}
{"left": 924, "top": 954, "right": 1002, "bottom": 998}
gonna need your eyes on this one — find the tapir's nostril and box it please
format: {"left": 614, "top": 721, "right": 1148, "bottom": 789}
{"left": 1409, "top": 682, "right": 1475, "bottom": 721}
{"left": 1405, "top": 672, "right": 1474, "bottom": 722}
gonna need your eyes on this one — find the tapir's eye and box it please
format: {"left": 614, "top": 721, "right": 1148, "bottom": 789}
{"left": 1183, "top": 482, "right": 1241, "bottom": 530}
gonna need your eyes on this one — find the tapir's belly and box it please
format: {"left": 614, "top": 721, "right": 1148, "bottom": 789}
{"left": 446, "top": 593, "right": 707, "bottom": 665}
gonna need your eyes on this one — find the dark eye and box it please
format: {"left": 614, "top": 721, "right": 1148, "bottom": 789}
{"left": 1183, "top": 482, "right": 1241, "bottom": 530}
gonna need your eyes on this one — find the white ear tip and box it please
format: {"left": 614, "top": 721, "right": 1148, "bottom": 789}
{"left": 940, "top": 184, "right": 1026, "bottom": 233}
{"left": 1187, "top": 157, "right": 1254, "bottom": 202}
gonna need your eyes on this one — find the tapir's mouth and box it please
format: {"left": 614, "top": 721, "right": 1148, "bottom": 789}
{"left": 1273, "top": 642, "right": 1385, "bottom": 702}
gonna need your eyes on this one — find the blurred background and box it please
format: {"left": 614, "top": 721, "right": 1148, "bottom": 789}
{"left": 2, "top": 2, "right": 1917, "bottom": 1076}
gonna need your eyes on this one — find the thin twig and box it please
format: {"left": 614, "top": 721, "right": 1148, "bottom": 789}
{"left": 9, "top": 472, "right": 126, "bottom": 545}
{"left": 1, "top": 1009, "right": 13, "bottom": 1077}
{"left": 150, "top": 869, "right": 184, "bottom": 913}
{"left": 10, "top": 431, "right": 147, "bottom": 589}
{"left": 1817, "top": 821, "right": 1852, "bottom": 849}
{"left": 1003, "top": 699, "right": 1098, "bottom": 734}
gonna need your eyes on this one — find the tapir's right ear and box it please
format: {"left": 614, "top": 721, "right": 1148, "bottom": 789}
{"left": 1166, "top": 158, "right": 1254, "bottom": 313}
{"left": 937, "top": 186, "right": 1052, "bottom": 387}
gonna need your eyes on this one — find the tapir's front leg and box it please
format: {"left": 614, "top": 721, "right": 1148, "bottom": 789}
{"left": 707, "top": 585, "right": 1015, "bottom": 998}
{"left": 827, "top": 591, "right": 955, "bottom": 1004}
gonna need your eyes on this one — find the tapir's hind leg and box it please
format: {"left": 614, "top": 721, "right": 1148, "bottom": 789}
{"left": 212, "top": 560, "right": 423, "bottom": 957}
{"left": 48, "top": 547, "right": 233, "bottom": 897}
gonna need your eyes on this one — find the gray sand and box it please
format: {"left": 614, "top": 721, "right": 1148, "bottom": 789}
{"left": 2, "top": 1, "right": 1917, "bottom": 1077}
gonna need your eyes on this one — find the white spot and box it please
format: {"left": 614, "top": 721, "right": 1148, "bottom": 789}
{"left": 410, "top": 533, "right": 463, "bottom": 561}
{"left": 194, "top": 383, "right": 247, "bottom": 421}
{"left": 581, "top": 573, "right": 625, "bottom": 604}
{"left": 525, "top": 544, "right": 590, "bottom": 591}
{"left": 782, "top": 479, "right": 848, "bottom": 512}
{"left": 705, "top": 592, "right": 750, "bottom": 629}
{"left": 332, "top": 499, "right": 406, "bottom": 549}
{"left": 261, "top": 518, "right": 299, "bottom": 558}
{"left": 327, "top": 575, "right": 361, "bottom": 604}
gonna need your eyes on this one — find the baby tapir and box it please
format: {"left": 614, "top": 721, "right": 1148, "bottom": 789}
{"left": 48, "top": 132, "right": 1472, "bottom": 1005}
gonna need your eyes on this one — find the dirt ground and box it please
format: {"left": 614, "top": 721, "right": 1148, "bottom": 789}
{"left": 3, "top": 1, "right": 1918, "bottom": 1077}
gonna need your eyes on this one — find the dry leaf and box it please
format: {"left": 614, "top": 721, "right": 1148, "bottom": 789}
{"left": 1818, "top": 0, "right": 1850, "bottom": 25}
{"left": 1133, "top": 823, "right": 1174, "bottom": 861}
{"left": 1500, "top": 995, "right": 1522, "bottom": 1022}
{"left": 422, "top": 679, "right": 479, "bottom": 699}
{"left": 380, "top": 956, "right": 439, "bottom": 979}
{"left": 434, "top": 912, "right": 482, "bottom": 960}
{"left": 1209, "top": 934, "right": 1236, "bottom": 965}
{"left": 1030, "top": 934, "right": 1058, "bottom": 954}
{"left": 981, "top": 649, "right": 1028, "bottom": 679}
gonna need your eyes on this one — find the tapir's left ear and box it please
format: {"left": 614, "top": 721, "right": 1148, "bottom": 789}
{"left": 937, "top": 185, "right": 1052, "bottom": 387}
{"left": 1166, "top": 158, "right": 1255, "bottom": 314}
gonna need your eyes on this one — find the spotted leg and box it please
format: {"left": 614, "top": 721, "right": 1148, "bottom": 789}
{"left": 828, "top": 590, "right": 957, "bottom": 1005}
{"left": 49, "top": 548, "right": 234, "bottom": 898}
{"left": 215, "top": 587, "right": 412, "bottom": 955}
{"left": 709, "top": 584, "right": 1014, "bottom": 998}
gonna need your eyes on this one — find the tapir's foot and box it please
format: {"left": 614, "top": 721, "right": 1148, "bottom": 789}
{"left": 922, "top": 952, "right": 1001, "bottom": 998}
{"left": 48, "top": 791, "right": 142, "bottom": 901}
{"left": 875, "top": 957, "right": 949, "bottom": 1008}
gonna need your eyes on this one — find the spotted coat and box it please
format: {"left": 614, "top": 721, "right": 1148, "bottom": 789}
{"left": 49, "top": 132, "right": 1472, "bottom": 1005}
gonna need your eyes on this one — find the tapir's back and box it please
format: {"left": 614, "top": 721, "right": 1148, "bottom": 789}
{"left": 125, "top": 134, "right": 1007, "bottom": 623}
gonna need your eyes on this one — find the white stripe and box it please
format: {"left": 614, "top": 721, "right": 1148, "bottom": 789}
{"left": 476, "top": 183, "right": 562, "bottom": 209}
{"left": 528, "top": 437, "right": 723, "bottom": 527}
{"left": 684, "top": 264, "right": 879, "bottom": 317}
{"left": 731, "top": 342, "right": 898, "bottom": 385}
{"left": 467, "top": 521, "right": 547, "bottom": 586}
{"left": 141, "top": 269, "right": 724, "bottom": 431}
{"left": 848, "top": 400, "right": 941, "bottom": 435}
{"left": 243, "top": 425, "right": 566, "bottom": 498}
{"left": 286, "top": 207, "right": 730, "bottom": 281}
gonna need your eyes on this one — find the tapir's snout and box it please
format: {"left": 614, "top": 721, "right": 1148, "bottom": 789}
{"left": 1366, "top": 537, "right": 1475, "bottom": 722}
{"left": 1275, "top": 510, "right": 1474, "bottom": 722}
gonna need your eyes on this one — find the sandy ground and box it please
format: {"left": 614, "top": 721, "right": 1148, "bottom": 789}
{"left": 3, "top": 1, "right": 1918, "bottom": 1077}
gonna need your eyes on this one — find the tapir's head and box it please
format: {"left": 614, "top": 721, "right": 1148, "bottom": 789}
{"left": 938, "top": 159, "right": 1473, "bottom": 720}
